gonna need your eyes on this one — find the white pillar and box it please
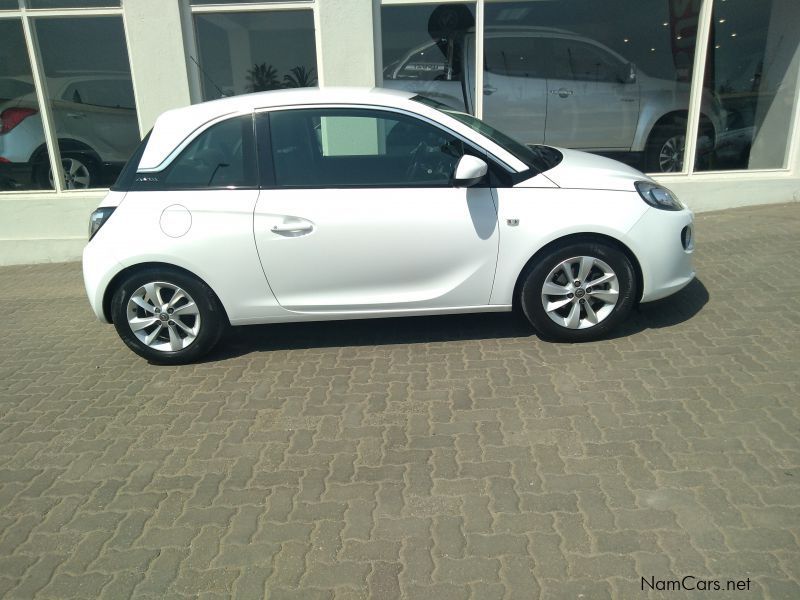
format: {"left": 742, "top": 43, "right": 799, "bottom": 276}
{"left": 316, "top": 0, "right": 377, "bottom": 87}
{"left": 123, "top": 0, "right": 193, "bottom": 134}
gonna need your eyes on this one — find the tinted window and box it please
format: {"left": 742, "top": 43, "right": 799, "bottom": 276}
{"left": 549, "top": 39, "right": 625, "bottom": 83}
{"left": 485, "top": 37, "right": 547, "bottom": 78}
{"left": 267, "top": 109, "right": 467, "bottom": 188}
{"left": 142, "top": 116, "right": 256, "bottom": 189}
{"left": 35, "top": 16, "right": 139, "bottom": 189}
{"left": 194, "top": 10, "right": 317, "bottom": 101}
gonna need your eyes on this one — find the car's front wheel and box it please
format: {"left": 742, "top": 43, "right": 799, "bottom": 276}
{"left": 111, "top": 268, "right": 226, "bottom": 364}
{"left": 520, "top": 241, "right": 636, "bottom": 342}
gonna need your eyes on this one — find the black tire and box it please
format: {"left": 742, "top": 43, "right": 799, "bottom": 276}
{"left": 36, "top": 153, "right": 98, "bottom": 190}
{"left": 645, "top": 120, "right": 686, "bottom": 173}
{"left": 111, "top": 268, "right": 226, "bottom": 365}
{"left": 519, "top": 241, "right": 636, "bottom": 342}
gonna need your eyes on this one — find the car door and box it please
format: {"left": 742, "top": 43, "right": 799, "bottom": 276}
{"left": 477, "top": 35, "right": 548, "bottom": 146}
{"left": 253, "top": 107, "right": 499, "bottom": 313}
{"left": 120, "top": 115, "right": 274, "bottom": 321}
{"left": 544, "top": 37, "right": 639, "bottom": 150}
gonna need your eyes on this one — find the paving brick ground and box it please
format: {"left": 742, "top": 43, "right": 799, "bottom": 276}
{"left": 0, "top": 203, "right": 799, "bottom": 599}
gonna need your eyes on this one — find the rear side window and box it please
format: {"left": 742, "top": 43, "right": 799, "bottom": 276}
{"left": 485, "top": 37, "right": 548, "bottom": 79}
{"left": 133, "top": 115, "right": 257, "bottom": 190}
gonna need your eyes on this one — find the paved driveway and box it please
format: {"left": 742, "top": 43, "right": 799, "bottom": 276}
{"left": 0, "top": 203, "right": 798, "bottom": 599}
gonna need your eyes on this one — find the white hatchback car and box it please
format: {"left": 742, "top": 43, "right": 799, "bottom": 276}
{"left": 83, "top": 87, "right": 695, "bottom": 364}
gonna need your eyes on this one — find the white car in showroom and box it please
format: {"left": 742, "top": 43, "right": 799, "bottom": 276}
{"left": 83, "top": 87, "right": 695, "bottom": 364}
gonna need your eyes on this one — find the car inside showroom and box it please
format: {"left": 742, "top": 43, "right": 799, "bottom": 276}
{"left": 0, "top": 0, "right": 798, "bottom": 265}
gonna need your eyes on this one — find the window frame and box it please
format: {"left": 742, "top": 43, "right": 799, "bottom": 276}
{"left": 187, "top": 1, "right": 319, "bottom": 104}
{"left": 0, "top": 4, "right": 133, "bottom": 195}
{"left": 130, "top": 113, "right": 259, "bottom": 192}
{"left": 255, "top": 104, "right": 510, "bottom": 190}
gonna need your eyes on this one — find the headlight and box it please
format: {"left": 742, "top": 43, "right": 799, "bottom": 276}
{"left": 88, "top": 207, "right": 115, "bottom": 240}
{"left": 635, "top": 181, "right": 684, "bottom": 211}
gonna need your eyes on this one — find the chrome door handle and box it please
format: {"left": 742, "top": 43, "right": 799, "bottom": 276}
{"left": 271, "top": 219, "right": 314, "bottom": 235}
{"left": 67, "top": 112, "right": 86, "bottom": 119}
{"left": 550, "top": 88, "right": 574, "bottom": 98}
{"left": 483, "top": 85, "right": 497, "bottom": 96}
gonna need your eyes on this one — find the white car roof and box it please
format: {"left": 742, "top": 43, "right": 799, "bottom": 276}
{"left": 138, "top": 87, "right": 528, "bottom": 172}
{"left": 141, "top": 87, "right": 410, "bottom": 171}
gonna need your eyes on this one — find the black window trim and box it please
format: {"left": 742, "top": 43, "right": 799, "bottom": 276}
{"left": 254, "top": 103, "right": 517, "bottom": 190}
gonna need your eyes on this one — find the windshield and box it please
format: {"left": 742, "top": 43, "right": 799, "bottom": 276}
{"left": 411, "top": 94, "right": 560, "bottom": 173}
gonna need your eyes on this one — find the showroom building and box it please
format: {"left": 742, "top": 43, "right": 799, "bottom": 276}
{"left": 0, "top": 0, "right": 798, "bottom": 265}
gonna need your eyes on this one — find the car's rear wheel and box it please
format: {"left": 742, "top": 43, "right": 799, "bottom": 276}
{"left": 111, "top": 268, "right": 226, "bottom": 364}
{"left": 36, "top": 154, "right": 97, "bottom": 190}
{"left": 520, "top": 242, "right": 636, "bottom": 342}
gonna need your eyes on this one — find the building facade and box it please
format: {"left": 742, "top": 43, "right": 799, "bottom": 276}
{"left": 0, "top": 0, "right": 798, "bottom": 265}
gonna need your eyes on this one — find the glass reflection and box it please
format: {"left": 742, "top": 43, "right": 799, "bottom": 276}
{"left": 27, "top": 0, "right": 119, "bottom": 7}
{"left": 0, "top": 18, "right": 52, "bottom": 191}
{"left": 696, "top": 0, "right": 799, "bottom": 171}
{"left": 482, "top": 1, "right": 712, "bottom": 173}
{"left": 381, "top": 3, "right": 476, "bottom": 112}
{"left": 193, "top": 11, "right": 317, "bottom": 100}
{"left": 34, "top": 17, "right": 139, "bottom": 190}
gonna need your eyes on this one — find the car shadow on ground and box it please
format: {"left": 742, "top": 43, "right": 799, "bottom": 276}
{"left": 197, "top": 278, "right": 709, "bottom": 363}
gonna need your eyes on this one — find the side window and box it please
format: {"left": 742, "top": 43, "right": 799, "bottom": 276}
{"left": 549, "top": 39, "right": 625, "bottom": 83}
{"left": 266, "top": 109, "right": 468, "bottom": 188}
{"left": 485, "top": 37, "right": 547, "bottom": 79}
{"left": 136, "top": 115, "right": 256, "bottom": 190}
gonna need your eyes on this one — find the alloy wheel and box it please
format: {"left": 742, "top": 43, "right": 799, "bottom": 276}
{"left": 49, "top": 157, "right": 91, "bottom": 189}
{"left": 658, "top": 135, "right": 685, "bottom": 173}
{"left": 540, "top": 255, "right": 620, "bottom": 330}
{"left": 126, "top": 281, "right": 201, "bottom": 352}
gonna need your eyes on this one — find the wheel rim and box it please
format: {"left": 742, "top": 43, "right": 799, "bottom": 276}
{"left": 49, "top": 157, "right": 91, "bottom": 190}
{"left": 126, "top": 281, "right": 201, "bottom": 352}
{"left": 658, "top": 135, "right": 685, "bottom": 172}
{"left": 540, "top": 256, "right": 620, "bottom": 330}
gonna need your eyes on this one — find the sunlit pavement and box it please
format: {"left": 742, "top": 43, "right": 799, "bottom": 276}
{"left": 1, "top": 203, "right": 798, "bottom": 599}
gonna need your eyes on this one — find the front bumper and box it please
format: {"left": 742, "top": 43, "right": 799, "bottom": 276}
{"left": 627, "top": 207, "right": 696, "bottom": 303}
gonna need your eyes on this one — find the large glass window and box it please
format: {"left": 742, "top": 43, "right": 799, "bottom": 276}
{"left": 381, "top": 3, "right": 476, "bottom": 112}
{"left": 267, "top": 109, "right": 466, "bottom": 188}
{"left": 481, "top": 0, "right": 702, "bottom": 174}
{"left": 193, "top": 11, "right": 317, "bottom": 101}
{"left": 695, "top": 0, "right": 800, "bottom": 171}
{"left": 34, "top": 16, "right": 139, "bottom": 190}
{"left": 191, "top": 0, "right": 300, "bottom": 4}
{"left": 0, "top": 18, "right": 53, "bottom": 191}
{"left": 27, "top": 0, "right": 119, "bottom": 7}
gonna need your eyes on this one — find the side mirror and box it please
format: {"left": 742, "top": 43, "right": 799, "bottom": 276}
{"left": 453, "top": 155, "right": 488, "bottom": 187}
{"left": 627, "top": 63, "right": 637, "bottom": 84}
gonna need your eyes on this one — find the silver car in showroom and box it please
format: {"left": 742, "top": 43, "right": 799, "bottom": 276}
{"left": 384, "top": 27, "right": 723, "bottom": 173}
{"left": 0, "top": 73, "right": 139, "bottom": 190}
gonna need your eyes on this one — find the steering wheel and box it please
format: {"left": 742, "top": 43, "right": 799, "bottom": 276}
{"left": 405, "top": 137, "right": 460, "bottom": 182}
